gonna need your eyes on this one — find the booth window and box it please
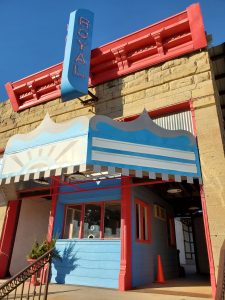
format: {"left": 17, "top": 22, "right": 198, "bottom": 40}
{"left": 135, "top": 199, "right": 151, "bottom": 243}
{"left": 104, "top": 202, "right": 121, "bottom": 238}
{"left": 83, "top": 204, "right": 101, "bottom": 238}
{"left": 64, "top": 205, "right": 82, "bottom": 239}
{"left": 63, "top": 201, "right": 121, "bottom": 239}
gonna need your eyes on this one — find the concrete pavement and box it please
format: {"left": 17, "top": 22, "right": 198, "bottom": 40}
{"left": 47, "top": 280, "right": 212, "bottom": 300}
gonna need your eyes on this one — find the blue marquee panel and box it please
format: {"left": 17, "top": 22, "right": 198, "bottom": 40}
{"left": 61, "top": 9, "right": 94, "bottom": 101}
{"left": 87, "top": 112, "right": 202, "bottom": 179}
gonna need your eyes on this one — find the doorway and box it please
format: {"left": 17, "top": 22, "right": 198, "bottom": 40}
{"left": 133, "top": 178, "right": 210, "bottom": 281}
{"left": 9, "top": 197, "right": 51, "bottom": 275}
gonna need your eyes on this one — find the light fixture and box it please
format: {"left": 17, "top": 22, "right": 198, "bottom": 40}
{"left": 33, "top": 178, "right": 50, "bottom": 185}
{"left": 188, "top": 206, "right": 200, "bottom": 211}
{"left": 167, "top": 188, "right": 182, "bottom": 194}
{"left": 67, "top": 172, "right": 88, "bottom": 181}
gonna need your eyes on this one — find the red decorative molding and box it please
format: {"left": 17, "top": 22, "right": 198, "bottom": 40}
{"left": 5, "top": 3, "right": 207, "bottom": 112}
{"left": 5, "top": 64, "right": 62, "bottom": 112}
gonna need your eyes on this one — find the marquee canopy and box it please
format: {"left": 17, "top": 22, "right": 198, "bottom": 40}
{"left": 0, "top": 111, "right": 202, "bottom": 185}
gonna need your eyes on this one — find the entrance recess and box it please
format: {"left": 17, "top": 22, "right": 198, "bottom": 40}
{"left": 9, "top": 197, "right": 51, "bottom": 275}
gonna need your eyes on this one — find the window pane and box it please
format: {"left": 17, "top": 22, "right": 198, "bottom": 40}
{"left": 185, "top": 242, "right": 191, "bottom": 252}
{"left": 64, "top": 205, "right": 82, "bottom": 239}
{"left": 186, "top": 253, "right": 192, "bottom": 259}
{"left": 136, "top": 204, "right": 141, "bottom": 239}
{"left": 143, "top": 207, "right": 148, "bottom": 240}
{"left": 83, "top": 204, "right": 101, "bottom": 238}
{"left": 184, "top": 231, "right": 189, "bottom": 241}
{"left": 104, "top": 202, "right": 121, "bottom": 238}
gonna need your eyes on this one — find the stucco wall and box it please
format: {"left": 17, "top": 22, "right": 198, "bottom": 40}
{"left": 9, "top": 198, "right": 51, "bottom": 275}
{"left": 0, "top": 51, "right": 218, "bottom": 148}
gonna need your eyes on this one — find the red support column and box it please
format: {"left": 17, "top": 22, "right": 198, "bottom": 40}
{"left": 0, "top": 200, "right": 21, "bottom": 278}
{"left": 47, "top": 177, "right": 59, "bottom": 241}
{"left": 200, "top": 185, "right": 217, "bottom": 299}
{"left": 119, "top": 176, "right": 132, "bottom": 291}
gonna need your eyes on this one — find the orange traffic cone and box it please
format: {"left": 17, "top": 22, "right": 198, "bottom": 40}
{"left": 155, "top": 255, "right": 165, "bottom": 284}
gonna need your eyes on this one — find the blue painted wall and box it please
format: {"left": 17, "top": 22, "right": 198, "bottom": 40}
{"left": 51, "top": 239, "right": 121, "bottom": 288}
{"left": 52, "top": 179, "right": 121, "bottom": 288}
{"left": 131, "top": 186, "right": 179, "bottom": 287}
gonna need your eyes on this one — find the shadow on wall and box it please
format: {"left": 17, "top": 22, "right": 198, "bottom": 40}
{"left": 53, "top": 242, "right": 78, "bottom": 284}
{"left": 94, "top": 77, "right": 124, "bottom": 119}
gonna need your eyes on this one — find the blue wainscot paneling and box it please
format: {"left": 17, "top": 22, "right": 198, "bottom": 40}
{"left": 51, "top": 240, "right": 121, "bottom": 288}
{"left": 52, "top": 178, "right": 121, "bottom": 288}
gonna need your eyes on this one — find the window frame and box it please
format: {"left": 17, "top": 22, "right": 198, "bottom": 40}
{"left": 63, "top": 200, "right": 121, "bottom": 240}
{"left": 135, "top": 199, "right": 151, "bottom": 244}
{"left": 154, "top": 204, "right": 167, "bottom": 221}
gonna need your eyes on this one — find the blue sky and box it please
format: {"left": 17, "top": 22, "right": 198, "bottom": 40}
{"left": 0, "top": 0, "right": 224, "bottom": 102}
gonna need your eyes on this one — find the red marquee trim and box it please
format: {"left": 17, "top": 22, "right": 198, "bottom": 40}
{"left": 5, "top": 3, "right": 206, "bottom": 112}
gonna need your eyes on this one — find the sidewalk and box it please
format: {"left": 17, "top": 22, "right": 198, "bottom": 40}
{"left": 0, "top": 276, "right": 213, "bottom": 299}
{"left": 47, "top": 281, "right": 212, "bottom": 300}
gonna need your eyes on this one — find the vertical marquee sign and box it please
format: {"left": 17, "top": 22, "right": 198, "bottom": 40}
{"left": 61, "top": 9, "right": 94, "bottom": 101}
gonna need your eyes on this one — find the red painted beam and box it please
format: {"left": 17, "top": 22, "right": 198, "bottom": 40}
{"left": 0, "top": 200, "right": 21, "bottom": 278}
{"left": 47, "top": 177, "right": 59, "bottom": 241}
{"left": 119, "top": 100, "right": 191, "bottom": 122}
{"left": 5, "top": 3, "right": 207, "bottom": 112}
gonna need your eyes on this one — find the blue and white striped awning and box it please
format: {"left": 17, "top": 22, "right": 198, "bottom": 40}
{"left": 0, "top": 111, "right": 202, "bottom": 185}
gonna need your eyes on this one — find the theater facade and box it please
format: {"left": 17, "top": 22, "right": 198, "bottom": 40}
{"left": 0, "top": 3, "right": 224, "bottom": 299}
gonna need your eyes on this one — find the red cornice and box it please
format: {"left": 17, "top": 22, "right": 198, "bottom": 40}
{"left": 5, "top": 3, "right": 207, "bottom": 112}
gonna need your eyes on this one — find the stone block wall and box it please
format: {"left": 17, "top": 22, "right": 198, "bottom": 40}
{"left": 0, "top": 49, "right": 225, "bottom": 280}
{"left": 0, "top": 50, "right": 218, "bottom": 148}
